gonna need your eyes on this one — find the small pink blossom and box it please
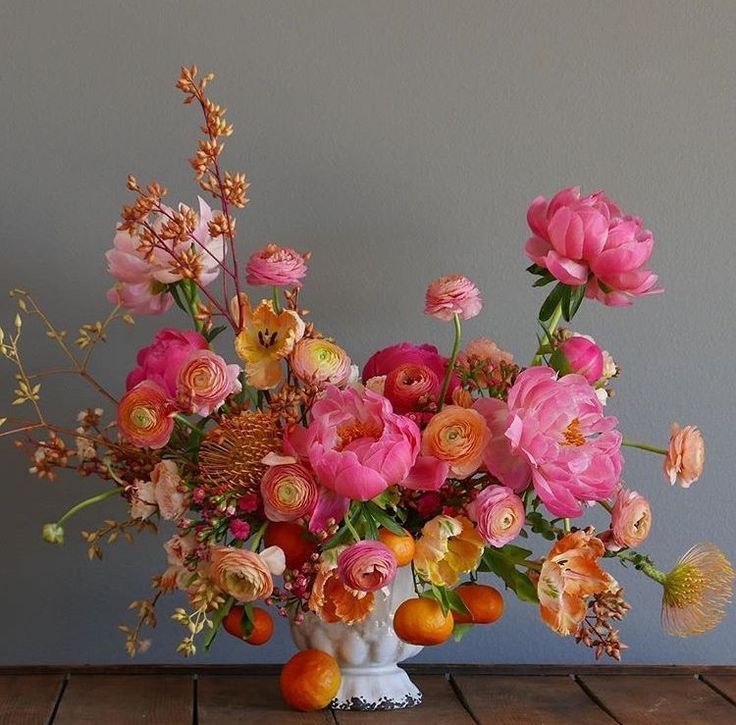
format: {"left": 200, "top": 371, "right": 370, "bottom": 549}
{"left": 425, "top": 275, "right": 483, "bottom": 321}
{"left": 337, "top": 541, "right": 397, "bottom": 592}
{"left": 467, "top": 485, "right": 525, "bottom": 547}
{"left": 245, "top": 243, "right": 308, "bottom": 287}
{"left": 151, "top": 460, "right": 189, "bottom": 520}
{"left": 177, "top": 349, "right": 241, "bottom": 416}
{"left": 237, "top": 492, "right": 260, "bottom": 513}
{"left": 229, "top": 519, "right": 252, "bottom": 540}
{"left": 664, "top": 423, "right": 705, "bottom": 488}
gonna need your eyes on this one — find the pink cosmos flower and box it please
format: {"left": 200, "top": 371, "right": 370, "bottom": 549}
{"left": 525, "top": 186, "right": 661, "bottom": 307}
{"left": 552, "top": 335, "right": 604, "bottom": 384}
{"left": 127, "top": 328, "right": 209, "bottom": 399}
{"left": 117, "top": 381, "right": 176, "bottom": 449}
{"left": 425, "top": 274, "right": 483, "bottom": 321}
{"left": 106, "top": 197, "right": 226, "bottom": 314}
{"left": 337, "top": 541, "right": 397, "bottom": 592}
{"left": 467, "top": 485, "right": 525, "bottom": 547}
{"left": 151, "top": 460, "right": 189, "bottom": 520}
{"left": 304, "top": 385, "right": 446, "bottom": 501}
{"left": 607, "top": 488, "right": 652, "bottom": 551}
{"left": 260, "top": 463, "right": 319, "bottom": 522}
{"left": 176, "top": 349, "right": 241, "bottom": 416}
{"left": 245, "top": 243, "right": 308, "bottom": 287}
{"left": 503, "top": 367, "right": 623, "bottom": 517}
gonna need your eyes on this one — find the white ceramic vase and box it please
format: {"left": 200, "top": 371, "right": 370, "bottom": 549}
{"left": 289, "top": 566, "right": 424, "bottom": 710}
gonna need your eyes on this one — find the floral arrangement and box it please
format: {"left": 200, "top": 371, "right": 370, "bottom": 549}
{"left": 2, "top": 67, "right": 733, "bottom": 677}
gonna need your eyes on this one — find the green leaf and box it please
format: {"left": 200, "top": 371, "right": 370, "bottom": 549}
{"left": 560, "top": 284, "right": 573, "bottom": 321}
{"left": 478, "top": 547, "right": 539, "bottom": 604}
{"left": 452, "top": 623, "right": 474, "bottom": 641}
{"left": 168, "top": 283, "right": 188, "bottom": 313}
{"left": 568, "top": 283, "right": 586, "bottom": 320}
{"left": 365, "top": 502, "right": 406, "bottom": 537}
{"left": 526, "top": 263, "right": 548, "bottom": 276}
{"left": 495, "top": 544, "right": 533, "bottom": 562}
{"left": 538, "top": 283, "right": 564, "bottom": 321}
{"left": 206, "top": 325, "right": 227, "bottom": 342}
{"left": 445, "top": 588, "right": 472, "bottom": 617}
{"left": 532, "top": 272, "right": 556, "bottom": 288}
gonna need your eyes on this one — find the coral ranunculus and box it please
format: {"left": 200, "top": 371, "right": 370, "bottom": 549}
{"left": 384, "top": 363, "right": 441, "bottom": 413}
{"left": 260, "top": 463, "right": 319, "bottom": 522}
{"left": 504, "top": 367, "right": 623, "bottom": 517}
{"left": 664, "top": 423, "right": 705, "bottom": 488}
{"left": 291, "top": 338, "right": 352, "bottom": 387}
{"left": 177, "top": 349, "right": 242, "bottom": 416}
{"left": 467, "top": 485, "right": 525, "bottom": 548}
{"left": 117, "top": 381, "right": 176, "bottom": 449}
{"left": 538, "top": 530, "right": 617, "bottom": 636}
{"left": 608, "top": 488, "right": 652, "bottom": 551}
{"left": 209, "top": 546, "right": 277, "bottom": 602}
{"left": 337, "top": 541, "right": 398, "bottom": 592}
{"left": 245, "top": 243, "right": 308, "bottom": 287}
{"left": 421, "top": 405, "right": 489, "bottom": 478}
{"left": 424, "top": 274, "right": 483, "bottom": 321}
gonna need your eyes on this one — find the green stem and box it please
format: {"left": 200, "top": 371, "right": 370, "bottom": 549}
{"left": 271, "top": 287, "right": 282, "bottom": 314}
{"left": 616, "top": 549, "right": 667, "bottom": 585}
{"left": 562, "top": 518, "right": 571, "bottom": 534}
{"left": 56, "top": 488, "right": 122, "bottom": 526}
{"left": 249, "top": 521, "right": 268, "bottom": 552}
{"left": 203, "top": 596, "right": 235, "bottom": 652}
{"left": 521, "top": 560, "right": 542, "bottom": 571}
{"left": 531, "top": 302, "right": 563, "bottom": 365}
{"left": 438, "top": 313, "right": 462, "bottom": 411}
{"left": 181, "top": 281, "right": 205, "bottom": 333}
{"left": 345, "top": 510, "right": 361, "bottom": 543}
{"left": 599, "top": 500, "right": 613, "bottom": 514}
{"left": 622, "top": 439, "right": 668, "bottom": 455}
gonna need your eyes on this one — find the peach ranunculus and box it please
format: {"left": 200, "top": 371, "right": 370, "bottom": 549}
{"left": 606, "top": 488, "right": 652, "bottom": 551}
{"left": 413, "top": 515, "right": 484, "bottom": 587}
{"left": 425, "top": 275, "right": 483, "bottom": 321}
{"left": 421, "top": 405, "right": 490, "bottom": 478}
{"left": 151, "top": 460, "right": 189, "bottom": 520}
{"left": 309, "top": 553, "right": 374, "bottom": 624}
{"left": 209, "top": 545, "right": 285, "bottom": 602}
{"left": 176, "top": 349, "right": 241, "bottom": 417}
{"left": 234, "top": 300, "right": 305, "bottom": 389}
{"left": 117, "top": 381, "right": 176, "bottom": 449}
{"left": 467, "top": 485, "right": 525, "bottom": 548}
{"left": 245, "top": 243, "right": 308, "bottom": 287}
{"left": 290, "top": 338, "right": 352, "bottom": 387}
{"left": 260, "top": 463, "right": 319, "bottom": 522}
{"left": 664, "top": 423, "right": 705, "bottom": 488}
{"left": 538, "top": 530, "right": 617, "bottom": 636}
{"left": 337, "top": 541, "right": 397, "bottom": 592}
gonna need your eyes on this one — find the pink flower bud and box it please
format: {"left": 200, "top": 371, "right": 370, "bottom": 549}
{"left": 552, "top": 335, "right": 604, "bottom": 383}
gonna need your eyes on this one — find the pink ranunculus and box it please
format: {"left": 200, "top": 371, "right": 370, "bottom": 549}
{"left": 551, "top": 335, "right": 604, "bottom": 384}
{"left": 304, "top": 385, "right": 441, "bottom": 501}
{"left": 384, "top": 363, "right": 441, "bottom": 414}
{"left": 608, "top": 488, "right": 652, "bottom": 550}
{"left": 291, "top": 338, "right": 352, "bottom": 387}
{"left": 504, "top": 366, "right": 623, "bottom": 517}
{"left": 151, "top": 460, "right": 189, "bottom": 520}
{"left": 126, "top": 328, "right": 209, "bottom": 398}
{"left": 425, "top": 274, "right": 483, "bottom": 321}
{"left": 245, "top": 243, "right": 308, "bottom": 287}
{"left": 663, "top": 423, "right": 705, "bottom": 488}
{"left": 526, "top": 187, "right": 662, "bottom": 307}
{"left": 177, "top": 349, "right": 241, "bottom": 417}
{"left": 260, "top": 463, "right": 319, "bottom": 522}
{"left": 337, "top": 540, "right": 398, "bottom": 592}
{"left": 467, "top": 485, "right": 525, "bottom": 547}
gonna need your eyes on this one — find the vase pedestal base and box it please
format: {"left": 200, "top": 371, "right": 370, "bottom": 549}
{"left": 330, "top": 664, "right": 422, "bottom": 710}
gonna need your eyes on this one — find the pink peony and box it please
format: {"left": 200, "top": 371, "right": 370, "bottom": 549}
{"left": 151, "top": 460, "right": 189, "bottom": 520}
{"left": 107, "top": 280, "right": 172, "bottom": 316}
{"left": 607, "top": 488, "right": 652, "bottom": 551}
{"left": 127, "top": 328, "right": 209, "bottom": 399}
{"left": 503, "top": 367, "right": 623, "bottom": 517}
{"left": 467, "top": 485, "right": 525, "bottom": 547}
{"left": 663, "top": 423, "right": 705, "bottom": 488}
{"left": 245, "top": 243, "right": 308, "bottom": 287}
{"left": 337, "top": 541, "right": 397, "bottom": 592}
{"left": 525, "top": 186, "right": 661, "bottom": 307}
{"left": 551, "top": 335, "right": 604, "bottom": 384}
{"left": 425, "top": 274, "right": 483, "bottom": 321}
{"left": 260, "top": 463, "right": 319, "bottom": 522}
{"left": 177, "top": 349, "right": 241, "bottom": 416}
{"left": 308, "top": 486, "right": 351, "bottom": 534}
{"left": 304, "top": 385, "right": 445, "bottom": 501}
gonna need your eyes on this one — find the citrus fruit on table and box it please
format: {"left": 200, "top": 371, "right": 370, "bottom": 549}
{"left": 280, "top": 649, "right": 342, "bottom": 711}
{"left": 223, "top": 605, "right": 274, "bottom": 645}
{"left": 393, "top": 596, "right": 454, "bottom": 645}
{"left": 452, "top": 583, "right": 504, "bottom": 624}
{"left": 264, "top": 521, "right": 317, "bottom": 570}
{"left": 378, "top": 527, "right": 416, "bottom": 567}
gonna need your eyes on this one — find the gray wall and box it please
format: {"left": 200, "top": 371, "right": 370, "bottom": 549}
{"left": 1, "top": 0, "right": 735, "bottom": 665}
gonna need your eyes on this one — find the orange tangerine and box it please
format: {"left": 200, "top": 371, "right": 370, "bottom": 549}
{"left": 280, "top": 649, "right": 342, "bottom": 711}
{"left": 263, "top": 521, "right": 317, "bottom": 569}
{"left": 378, "top": 527, "right": 416, "bottom": 567}
{"left": 452, "top": 583, "right": 504, "bottom": 624}
{"left": 223, "top": 606, "right": 274, "bottom": 645}
{"left": 393, "top": 597, "right": 454, "bottom": 645}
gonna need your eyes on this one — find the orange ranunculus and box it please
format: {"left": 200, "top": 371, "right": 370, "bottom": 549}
{"left": 234, "top": 300, "right": 305, "bottom": 389}
{"left": 663, "top": 423, "right": 705, "bottom": 488}
{"left": 309, "top": 558, "right": 374, "bottom": 625}
{"left": 538, "top": 530, "right": 616, "bottom": 636}
{"left": 421, "top": 405, "right": 489, "bottom": 478}
{"left": 209, "top": 546, "right": 280, "bottom": 602}
{"left": 413, "top": 515, "right": 484, "bottom": 587}
{"left": 117, "top": 381, "right": 175, "bottom": 449}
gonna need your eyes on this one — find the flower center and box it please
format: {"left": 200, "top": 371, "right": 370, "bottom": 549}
{"left": 131, "top": 405, "right": 155, "bottom": 429}
{"left": 257, "top": 328, "right": 279, "bottom": 348}
{"left": 336, "top": 420, "right": 383, "bottom": 450}
{"left": 561, "top": 418, "right": 586, "bottom": 447}
{"left": 665, "top": 564, "right": 706, "bottom": 608}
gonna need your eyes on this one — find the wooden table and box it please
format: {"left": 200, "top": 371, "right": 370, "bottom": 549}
{"left": 2, "top": 665, "right": 736, "bottom": 724}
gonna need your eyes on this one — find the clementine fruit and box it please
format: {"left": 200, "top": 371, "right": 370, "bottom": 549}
{"left": 264, "top": 521, "right": 317, "bottom": 570}
{"left": 378, "top": 527, "right": 416, "bottom": 567}
{"left": 393, "top": 597, "right": 454, "bottom": 645}
{"left": 452, "top": 583, "right": 504, "bottom": 624}
{"left": 280, "top": 649, "right": 342, "bottom": 711}
{"left": 223, "top": 605, "right": 274, "bottom": 645}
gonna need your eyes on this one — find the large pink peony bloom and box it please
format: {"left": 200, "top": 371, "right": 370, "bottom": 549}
{"left": 525, "top": 186, "right": 661, "bottom": 307}
{"left": 304, "top": 385, "right": 446, "bottom": 501}
{"left": 126, "top": 328, "right": 209, "bottom": 399}
{"left": 491, "top": 367, "right": 623, "bottom": 517}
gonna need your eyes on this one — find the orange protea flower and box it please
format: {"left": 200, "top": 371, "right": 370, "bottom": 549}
{"left": 413, "top": 515, "right": 484, "bottom": 587}
{"left": 660, "top": 543, "right": 735, "bottom": 637}
{"left": 421, "top": 405, "right": 489, "bottom": 478}
{"left": 234, "top": 300, "right": 305, "bottom": 389}
{"left": 198, "top": 411, "right": 281, "bottom": 494}
{"left": 538, "top": 530, "right": 616, "bottom": 636}
{"left": 309, "top": 558, "right": 374, "bottom": 625}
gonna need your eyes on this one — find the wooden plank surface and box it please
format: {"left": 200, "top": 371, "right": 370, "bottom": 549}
{"left": 198, "top": 675, "right": 335, "bottom": 724}
{"left": 701, "top": 675, "right": 736, "bottom": 705}
{"left": 451, "top": 674, "right": 614, "bottom": 724}
{"left": 333, "top": 676, "right": 473, "bottom": 724}
{"left": 0, "top": 675, "right": 64, "bottom": 725}
{"left": 579, "top": 674, "right": 736, "bottom": 724}
{"left": 52, "top": 674, "right": 193, "bottom": 724}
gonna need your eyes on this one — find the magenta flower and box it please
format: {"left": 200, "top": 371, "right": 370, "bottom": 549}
{"left": 425, "top": 274, "right": 483, "bottom": 321}
{"left": 467, "top": 485, "right": 525, "bottom": 548}
{"left": 552, "top": 335, "right": 604, "bottom": 384}
{"left": 525, "top": 186, "right": 661, "bottom": 307}
{"left": 504, "top": 367, "right": 623, "bottom": 517}
{"left": 337, "top": 541, "right": 397, "bottom": 592}
{"left": 245, "top": 243, "right": 308, "bottom": 287}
